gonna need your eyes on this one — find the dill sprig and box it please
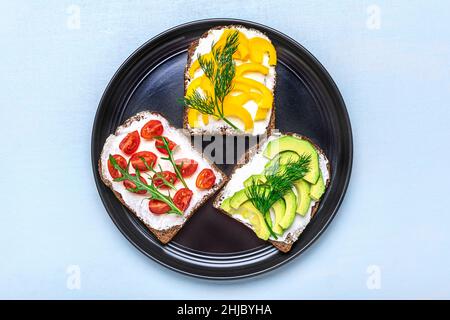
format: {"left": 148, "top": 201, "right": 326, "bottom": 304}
{"left": 154, "top": 136, "right": 188, "bottom": 189}
{"left": 182, "top": 30, "right": 241, "bottom": 131}
{"left": 183, "top": 91, "right": 216, "bottom": 116}
{"left": 109, "top": 155, "right": 183, "bottom": 216}
{"left": 245, "top": 154, "right": 311, "bottom": 238}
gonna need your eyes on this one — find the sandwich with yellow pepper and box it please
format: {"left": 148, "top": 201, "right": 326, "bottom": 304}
{"left": 182, "top": 26, "right": 277, "bottom": 135}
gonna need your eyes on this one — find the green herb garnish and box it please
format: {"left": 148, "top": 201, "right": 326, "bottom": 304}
{"left": 245, "top": 155, "right": 311, "bottom": 238}
{"left": 155, "top": 136, "right": 188, "bottom": 189}
{"left": 140, "top": 157, "right": 177, "bottom": 190}
{"left": 182, "top": 30, "right": 241, "bottom": 131}
{"left": 109, "top": 155, "right": 183, "bottom": 215}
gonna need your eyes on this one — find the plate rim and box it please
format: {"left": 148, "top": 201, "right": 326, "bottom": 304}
{"left": 91, "top": 18, "right": 353, "bottom": 280}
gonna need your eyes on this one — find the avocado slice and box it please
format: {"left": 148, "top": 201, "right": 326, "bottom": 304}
{"left": 243, "top": 174, "right": 267, "bottom": 188}
{"left": 220, "top": 197, "right": 232, "bottom": 212}
{"left": 250, "top": 213, "right": 271, "bottom": 240}
{"left": 236, "top": 201, "right": 257, "bottom": 219}
{"left": 294, "top": 179, "right": 311, "bottom": 216}
{"left": 310, "top": 171, "right": 325, "bottom": 200}
{"left": 279, "top": 190, "right": 297, "bottom": 229}
{"left": 271, "top": 198, "right": 286, "bottom": 235}
{"left": 239, "top": 201, "right": 271, "bottom": 240}
{"left": 263, "top": 136, "right": 320, "bottom": 184}
{"left": 264, "top": 151, "right": 300, "bottom": 170}
{"left": 229, "top": 189, "right": 248, "bottom": 209}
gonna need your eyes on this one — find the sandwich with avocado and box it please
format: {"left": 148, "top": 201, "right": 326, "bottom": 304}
{"left": 213, "top": 133, "right": 330, "bottom": 252}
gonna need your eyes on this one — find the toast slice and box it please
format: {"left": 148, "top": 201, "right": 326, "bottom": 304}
{"left": 99, "top": 111, "right": 227, "bottom": 244}
{"left": 183, "top": 25, "right": 277, "bottom": 136}
{"left": 213, "top": 132, "right": 331, "bottom": 252}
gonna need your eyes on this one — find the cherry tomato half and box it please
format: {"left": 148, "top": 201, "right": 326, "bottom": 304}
{"left": 107, "top": 154, "right": 127, "bottom": 179}
{"left": 119, "top": 131, "right": 140, "bottom": 155}
{"left": 149, "top": 199, "right": 170, "bottom": 215}
{"left": 155, "top": 136, "right": 177, "bottom": 155}
{"left": 141, "top": 120, "right": 163, "bottom": 140}
{"left": 130, "top": 151, "right": 157, "bottom": 172}
{"left": 196, "top": 169, "right": 216, "bottom": 189}
{"left": 123, "top": 174, "right": 147, "bottom": 194}
{"left": 153, "top": 171, "right": 178, "bottom": 189}
{"left": 173, "top": 188, "right": 193, "bottom": 211}
{"left": 175, "top": 158, "right": 198, "bottom": 178}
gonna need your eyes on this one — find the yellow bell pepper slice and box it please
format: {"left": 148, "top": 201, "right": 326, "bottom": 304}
{"left": 232, "top": 82, "right": 252, "bottom": 93}
{"left": 234, "top": 77, "right": 273, "bottom": 109}
{"left": 225, "top": 91, "right": 267, "bottom": 122}
{"left": 249, "top": 37, "right": 277, "bottom": 66}
{"left": 186, "top": 76, "right": 213, "bottom": 126}
{"left": 186, "top": 77, "right": 202, "bottom": 95}
{"left": 186, "top": 76, "right": 214, "bottom": 97}
{"left": 223, "top": 96, "right": 254, "bottom": 132}
{"left": 188, "top": 52, "right": 213, "bottom": 79}
{"left": 224, "top": 92, "right": 253, "bottom": 107}
{"left": 236, "top": 63, "right": 269, "bottom": 77}
{"left": 249, "top": 91, "right": 263, "bottom": 103}
{"left": 188, "top": 29, "right": 251, "bottom": 78}
{"left": 201, "top": 114, "right": 209, "bottom": 125}
{"left": 255, "top": 107, "right": 270, "bottom": 121}
{"left": 187, "top": 109, "right": 200, "bottom": 127}
{"left": 187, "top": 108, "right": 209, "bottom": 127}
{"left": 214, "top": 29, "right": 250, "bottom": 60}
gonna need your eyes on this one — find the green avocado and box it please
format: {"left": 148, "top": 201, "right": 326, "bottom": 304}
{"left": 294, "top": 179, "right": 311, "bottom": 216}
{"left": 229, "top": 189, "right": 249, "bottom": 209}
{"left": 239, "top": 201, "right": 270, "bottom": 240}
{"left": 310, "top": 171, "right": 325, "bottom": 201}
{"left": 271, "top": 198, "right": 286, "bottom": 235}
{"left": 243, "top": 174, "right": 267, "bottom": 188}
{"left": 264, "top": 151, "right": 300, "bottom": 170}
{"left": 220, "top": 197, "right": 232, "bottom": 212}
{"left": 236, "top": 201, "right": 257, "bottom": 219}
{"left": 279, "top": 190, "right": 297, "bottom": 229}
{"left": 263, "top": 136, "right": 320, "bottom": 184}
{"left": 250, "top": 212, "right": 271, "bottom": 240}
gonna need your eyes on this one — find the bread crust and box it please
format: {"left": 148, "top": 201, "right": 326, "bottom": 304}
{"left": 99, "top": 111, "right": 228, "bottom": 244}
{"left": 183, "top": 25, "right": 276, "bottom": 136}
{"left": 213, "top": 132, "right": 331, "bottom": 253}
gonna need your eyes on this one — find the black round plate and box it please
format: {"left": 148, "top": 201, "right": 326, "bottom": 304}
{"left": 91, "top": 19, "right": 352, "bottom": 279}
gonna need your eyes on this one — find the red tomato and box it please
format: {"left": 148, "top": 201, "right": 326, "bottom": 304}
{"left": 123, "top": 174, "right": 147, "bottom": 194}
{"left": 175, "top": 158, "right": 198, "bottom": 177}
{"left": 148, "top": 199, "right": 170, "bottom": 215}
{"left": 141, "top": 120, "right": 163, "bottom": 140}
{"left": 107, "top": 154, "right": 127, "bottom": 179}
{"left": 130, "top": 151, "right": 157, "bottom": 172}
{"left": 153, "top": 171, "right": 178, "bottom": 189}
{"left": 119, "top": 131, "right": 140, "bottom": 155}
{"left": 196, "top": 169, "right": 216, "bottom": 189}
{"left": 155, "top": 136, "right": 177, "bottom": 155}
{"left": 173, "top": 188, "right": 193, "bottom": 211}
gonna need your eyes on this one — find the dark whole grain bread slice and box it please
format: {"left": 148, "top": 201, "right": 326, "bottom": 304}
{"left": 183, "top": 25, "right": 276, "bottom": 136}
{"left": 99, "top": 111, "right": 228, "bottom": 244}
{"left": 213, "top": 132, "right": 331, "bottom": 253}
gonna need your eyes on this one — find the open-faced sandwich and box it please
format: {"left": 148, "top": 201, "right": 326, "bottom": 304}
{"left": 213, "top": 133, "right": 330, "bottom": 252}
{"left": 99, "top": 111, "right": 227, "bottom": 243}
{"left": 183, "top": 25, "right": 277, "bottom": 135}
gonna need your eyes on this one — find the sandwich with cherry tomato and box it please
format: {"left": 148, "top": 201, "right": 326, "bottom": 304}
{"left": 99, "top": 111, "right": 227, "bottom": 244}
